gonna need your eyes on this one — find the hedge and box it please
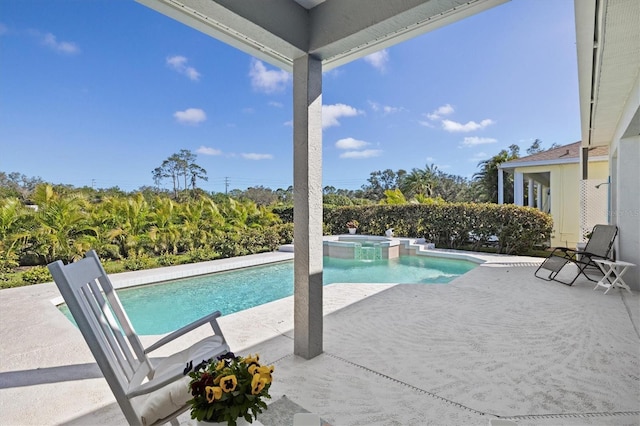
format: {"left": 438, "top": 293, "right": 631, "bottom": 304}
{"left": 322, "top": 203, "right": 552, "bottom": 255}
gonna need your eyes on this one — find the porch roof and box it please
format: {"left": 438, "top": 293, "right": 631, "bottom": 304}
{"left": 135, "top": 0, "right": 508, "bottom": 72}
{"left": 499, "top": 141, "right": 609, "bottom": 171}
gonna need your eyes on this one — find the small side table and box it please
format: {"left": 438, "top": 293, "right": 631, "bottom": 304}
{"left": 593, "top": 259, "right": 635, "bottom": 294}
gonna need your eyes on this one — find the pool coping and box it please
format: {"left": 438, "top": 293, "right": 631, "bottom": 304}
{"left": 49, "top": 251, "right": 295, "bottom": 306}
{"left": 48, "top": 239, "right": 527, "bottom": 307}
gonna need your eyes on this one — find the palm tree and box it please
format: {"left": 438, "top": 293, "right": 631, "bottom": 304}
{"left": 148, "top": 196, "right": 180, "bottom": 254}
{"left": 0, "top": 198, "right": 34, "bottom": 270}
{"left": 31, "top": 187, "right": 95, "bottom": 263}
{"left": 105, "top": 194, "right": 152, "bottom": 257}
{"left": 401, "top": 164, "right": 438, "bottom": 198}
{"left": 473, "top": 145, "right": 519, "bottom": 203}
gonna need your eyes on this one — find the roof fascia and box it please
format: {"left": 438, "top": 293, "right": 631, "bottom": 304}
{"left": 310, "top": 0, "right": 509, "bottom": 71}
{"left": 499, "top": 155, "right": 608, "bottom": 171}
{"left": 574, "top": 0, "right": 598, "bottom": 148}
{"left": 136, "top": 0, "right": 309, "bottom": 71}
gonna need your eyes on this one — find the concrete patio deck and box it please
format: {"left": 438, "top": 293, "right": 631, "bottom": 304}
{"left": 1, "top": 251, "right": 638, "bottom": 425}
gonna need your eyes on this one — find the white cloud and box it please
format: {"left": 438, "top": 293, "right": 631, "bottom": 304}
{"left": 335, "top": 137, "right": 369, "bottom": 150}
{"left": 249, "top": 59, "right": 290, "bottom": 93}
{"left": 363, "top": 49, "right": 389, "bottom": 72}
{"left": 425, "top": 156, "right": 436, "bottom": 162}
{"left": 241, "top": 153, "right": 274, "bottom": 160}
{"left": 173, "top": 108, "right": 206, "bottom": 125}
{"left": 196, "top": 146, "right": 222, "bottom": 156}
{"left": 166, "top": 55, "right": 201, "bottom": 81}
{"left": 42, "top": 32, "right": 79, "bottom": 54}
{"left": 268, "top": 101, "right": 283, "bottom": 108}
{"left": 322, "top": 103, "right": 363, "bottom": 128}
{"left": 426, "top": 104, "right": 454, "bottom": 120}
{"left": 469, "top": 152, "right": 490, "bottom": 162}
{"left": 283, "top": 120, "right": 293, "bottom": 127}
{"left": 462, "top": 136, "right": 498, "bottom": 147}
{"left": 340, "top": 149, "right": 383, "bottom": 159}
{"left": 0, "top": 24, "right": 8, "bottom": 35}
{"left": 383, "top": 105, "right": 405, "bottom": 114}
{"left": 418, "top": 120, "right": 435, "bottom": 128}
{"left": 442, "top": 118, "right": 494, "bottom": 132}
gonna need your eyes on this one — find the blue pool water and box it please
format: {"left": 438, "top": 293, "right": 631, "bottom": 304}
{"left": 60, "top": 256, "right": 475, "bottom": 335}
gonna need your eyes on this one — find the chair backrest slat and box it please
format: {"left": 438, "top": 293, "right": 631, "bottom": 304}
{"left": 81, "top": 282, "right": 138, "bottom": 380}
{"left": 584, "top": 224, "right": 618, "bottom": 258}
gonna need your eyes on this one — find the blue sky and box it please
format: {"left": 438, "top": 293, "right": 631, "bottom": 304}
{"left": 0, "top": 0, "right": 580, "bottom": 193}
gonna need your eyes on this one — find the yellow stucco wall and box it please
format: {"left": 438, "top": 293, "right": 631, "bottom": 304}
{"left": 587, "top": 160, "right": 609, "bottom": 180}
{"left": 514, "top": 159, "right": 608, "bottom": 248}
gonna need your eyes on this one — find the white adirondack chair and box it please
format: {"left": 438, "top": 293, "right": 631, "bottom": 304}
{"left": 48, "top": 250, "right": 230, "bottom": 425}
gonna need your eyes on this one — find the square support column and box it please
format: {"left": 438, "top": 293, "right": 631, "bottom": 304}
{"left": 537, "top": 183, "right": 543, "bottom": 210}
{"left": 528, "top": 178, "right": 534, "bottom": 207}
{"left": 497, "top": 169, "right": 504, "bottom": 204}
{"left": 292, "top": 55, "right": 323, "bottom": 359}
{"left": 514, "top": 172, "right": 524, "bottom": 206}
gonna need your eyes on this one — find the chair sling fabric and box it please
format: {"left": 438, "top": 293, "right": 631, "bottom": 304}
{"left": 534, "top": 224, "right": 618, "bottom": 286}
{"left": 48, "top": 250, "right": 230, "bottom": 425}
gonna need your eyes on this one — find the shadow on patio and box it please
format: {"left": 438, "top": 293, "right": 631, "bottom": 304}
{"left": 1, "top": 260, "right": 638, "bottom": 425}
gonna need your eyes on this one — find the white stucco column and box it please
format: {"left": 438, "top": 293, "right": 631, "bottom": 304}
{"left": 537, "top": 183, "right": 543, "bottom": 210}
{"left": 514, "top": 172, "right": 524, "bottom": 206}
{"left": 497, "top": 168, "right": 504, "bottom": 204}
{"left": 292, "top": 54, "right": 323, "bottom": 359}
{"left": 614, "top": 136, "right": 640, "bottom": 290}
{"left": 528, "top": 178, "right": 534, "bottom": 207}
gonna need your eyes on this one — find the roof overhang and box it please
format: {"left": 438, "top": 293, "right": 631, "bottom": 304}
{"left": 575, "top": 0, "right": 640, "bottom": 148}
{"left": 135, "top": 0, "right": 509, "bottom": 72}
{"left": 499, "top": 155, "right": 609, "bottom": 171}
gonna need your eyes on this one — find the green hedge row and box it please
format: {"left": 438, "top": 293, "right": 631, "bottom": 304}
{"left": 322, "top": 203, "right": 552, "bottom": 255}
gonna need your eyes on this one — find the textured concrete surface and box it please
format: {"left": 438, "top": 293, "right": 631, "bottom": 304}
{"left": 1, "top": 251, "right": 638, "bottom": 425}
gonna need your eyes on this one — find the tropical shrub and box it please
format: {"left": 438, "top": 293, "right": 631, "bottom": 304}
{"left": 21, "top": 266, "right": 52, "bottom": 284}
{"left": 323, "top": 203, "right": 552, "bottom": 255}
{"left": 122, "top": 254, "right": 154, "bottom": 271}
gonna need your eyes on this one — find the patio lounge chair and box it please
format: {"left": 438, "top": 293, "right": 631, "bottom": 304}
{"left": 534, "top": 224, "right": 618, "bottom": 286}
{"left": 47, "top": 250, "right": 230, "bottom": 426}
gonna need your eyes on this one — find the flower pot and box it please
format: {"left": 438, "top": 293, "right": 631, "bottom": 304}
{"left": 196, "top": 417, "right": 262, "bottom": 426}
{"left": 348, "top": 228, "right": 357, "bottom": 234}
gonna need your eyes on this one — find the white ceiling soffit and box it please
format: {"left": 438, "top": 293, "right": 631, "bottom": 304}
{"left": 576, "top": 0, "right": 640, "bottom": 147}
{"left": 135, "top": 0, "right": 508, "bottom": 72}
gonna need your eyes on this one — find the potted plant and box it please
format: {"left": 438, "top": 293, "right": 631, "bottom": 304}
{"left": 188, "top": 352, "right": 274, "bottom": 425}
{"left": 346, "top": 220, "right": 359, "bottom": 234}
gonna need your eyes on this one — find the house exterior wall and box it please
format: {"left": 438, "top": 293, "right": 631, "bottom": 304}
{"left": 586, "top": 160, "right": 609, "bottom": 180}
{"left": 515, "top": 164, "right": 579, "bottom": 247}
{"left": 611, "top": 136, "right": 640, "bottom": 290}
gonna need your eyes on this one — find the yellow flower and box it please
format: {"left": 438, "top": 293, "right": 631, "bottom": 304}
{"left": 251, "top": 373, "right": 267, "bottom": 395}
{"left": 248, "top": 364, "right": 259, "bottom": 375}
{"left": 256, "top": 365, "right": 274, "bottom": 384}
{"left": 243, "top": 354, "right": 260, "bottom": 366}
{"left": 215, "top": 360, "right": 225, "bottom": 371}
{"left": 219, "top": 375, "right": 237, "bottom": 393}
{"left": 205, "top": 386, "right": 222, "bottom": 403}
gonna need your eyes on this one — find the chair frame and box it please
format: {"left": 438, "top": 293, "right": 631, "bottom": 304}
{"left": 534, "top": 224, "right": 618, "bottom": 286}
{"left": 48, "top": 250, "right": 230, "bottom": 425}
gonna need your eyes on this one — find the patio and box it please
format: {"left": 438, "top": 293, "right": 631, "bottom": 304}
{"left": 0, "top": 251, "right": 638, "bottom": 425}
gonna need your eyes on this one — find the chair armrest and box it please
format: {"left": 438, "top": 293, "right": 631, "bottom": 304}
{"left": 549, "top": 247, "right": 576, "bottom": 259}
{"left": 574, "top": 251, "right": 609, "bottom": 262}
{"left": 144, "top": 311, "right": 223, "bottom": 354}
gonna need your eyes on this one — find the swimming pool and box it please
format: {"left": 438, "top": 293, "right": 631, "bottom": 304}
{"left": 60, "top": 255, "right": 476, "bottom": 335}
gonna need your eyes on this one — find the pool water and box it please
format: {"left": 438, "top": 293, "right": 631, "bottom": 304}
{"left": 60, "top": 256, "right": 475, "bottom": 335}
